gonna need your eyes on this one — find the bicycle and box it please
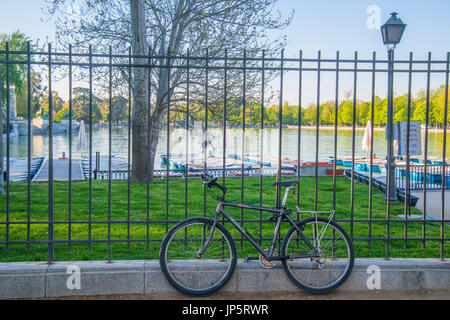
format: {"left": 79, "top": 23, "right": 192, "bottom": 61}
{"left": 159, "top": 173, "right": 354, "bottom": 296}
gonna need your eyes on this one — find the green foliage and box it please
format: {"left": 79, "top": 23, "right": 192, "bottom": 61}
{"left": 169, "top": 85, "right": 449, "bottom": 127}
{"left": 39, "top": 90, "right": 65, "bottom": 115}
{"left": 15, "top": 72, "right": 47, "bottom": 118}
{"left": 108, "top": 96, "right": 129, "bottom": 123}
{"left": 72, "top": 87, "right": 103, "bottom": 123}
{"left": 54, "top": 106, "right": 69, "bottom": 123}
{"left": 0, "top": 31, "right": 31, "bottom": 110}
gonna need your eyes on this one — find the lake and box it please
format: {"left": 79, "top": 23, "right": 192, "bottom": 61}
{"left": 4, "top": 126, "right": 450, "bottom": 169}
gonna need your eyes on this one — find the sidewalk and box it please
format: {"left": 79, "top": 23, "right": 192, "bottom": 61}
{"left": 411, "top": 191, "right": 450, "bottom": 220}
{"left": 1, "top": 259, "right": 448, "bottom": 299}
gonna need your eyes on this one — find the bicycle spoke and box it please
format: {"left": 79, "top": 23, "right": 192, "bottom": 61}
{"left": 283, "top": 219, "right": 353, "bottom": 292}
{"left": 162, "top": 220, "right": 235, "bottom": 294}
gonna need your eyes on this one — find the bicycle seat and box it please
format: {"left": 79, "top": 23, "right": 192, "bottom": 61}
{"left": 271, "top": 179, "right": 300, "bottom": 187}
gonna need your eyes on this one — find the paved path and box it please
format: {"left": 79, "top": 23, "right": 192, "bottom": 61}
{"left": 411, "top": 190, "right": 450, "bottom": 220}
{"left": 37, "top": 290, "right": 450, "bottom": 300}
{"left": 33, "top": 159, "right": 84, "bottom": 181}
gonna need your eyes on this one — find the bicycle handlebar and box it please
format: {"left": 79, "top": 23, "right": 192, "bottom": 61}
{"left": 201, "top": 173, "right": 227, "bottom": 199}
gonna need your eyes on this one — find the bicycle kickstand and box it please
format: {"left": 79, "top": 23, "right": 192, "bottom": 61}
{"left": 243, "top": 255, "right": 259, "bottom": 262}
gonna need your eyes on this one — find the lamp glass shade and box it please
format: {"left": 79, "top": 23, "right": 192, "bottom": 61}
{"left": 381, "top": 13, "right": 406, "bottom": 45}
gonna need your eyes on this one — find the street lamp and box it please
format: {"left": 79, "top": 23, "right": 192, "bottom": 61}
{"left": 381, "top": 12, "right": 406, "bottom": 202}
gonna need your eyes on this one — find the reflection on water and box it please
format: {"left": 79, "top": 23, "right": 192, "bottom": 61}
{"left": 4, "top": 127, "right": 450, "bottom": 169}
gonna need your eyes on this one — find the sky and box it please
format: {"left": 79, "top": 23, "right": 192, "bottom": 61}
{"left": 1, "top": 0, "right": 449, "bottom": 105}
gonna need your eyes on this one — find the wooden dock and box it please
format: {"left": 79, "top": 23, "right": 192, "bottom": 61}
{"left": 3, "top": 157, "right": 44, "bottom": 182}
{"left": 33, "top": 159, "right": 85, "bottom": 181}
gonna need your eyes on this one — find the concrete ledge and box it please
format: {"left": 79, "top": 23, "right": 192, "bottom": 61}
{"left": 0, "top": 259, "right": 448, "bottom": 299}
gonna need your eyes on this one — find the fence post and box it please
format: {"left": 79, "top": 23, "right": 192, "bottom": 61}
{"left": 0, "top": 64, "right": 3, "bottom": 195}
{"left": 94, "top": 151, "right": 100, "bottom": 180}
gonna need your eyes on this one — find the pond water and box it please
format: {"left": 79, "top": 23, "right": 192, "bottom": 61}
{"left": 4, "top": 126, "right": 450, "bottom": 169}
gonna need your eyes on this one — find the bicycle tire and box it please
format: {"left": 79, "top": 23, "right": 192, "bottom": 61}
{"left": 159, "top": 217, "right": 237, "bottom": 296}
{"left": 281, "top": 217, "right": 354, "bottom": 294}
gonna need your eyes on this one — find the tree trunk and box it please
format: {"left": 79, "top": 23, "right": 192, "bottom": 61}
{"left": 130, "top": 0, "right": 149, "bottom": 183}
{"left": 147, "top": 104, "right": 167, "bottom": 183}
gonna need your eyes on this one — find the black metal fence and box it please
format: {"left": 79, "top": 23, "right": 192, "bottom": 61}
{"left": 0, "top": 44, "right": 449, "bottom": 263}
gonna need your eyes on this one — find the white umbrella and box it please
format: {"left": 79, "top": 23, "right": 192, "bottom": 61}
{"left": 361, "top": 120, "right": 372, "bottom": 153}
{"left": 77, "top": 120, "right": 87, "bottom": 151}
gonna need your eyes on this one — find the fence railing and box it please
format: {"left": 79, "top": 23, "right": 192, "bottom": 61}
{"left": 396, "top": 164, "right": 450, "bottom": 191}
{"left": 0, "top": 44, "right": 449, "bottom": 263}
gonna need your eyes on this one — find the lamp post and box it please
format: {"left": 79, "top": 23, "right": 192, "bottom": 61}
{"left": 381, "top": 12, "right": 406, "bottom": 202}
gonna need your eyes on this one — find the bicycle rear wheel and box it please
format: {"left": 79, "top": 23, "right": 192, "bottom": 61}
{"left": 159, "top": 217, "right": 237, "bottom": 296}
{"left": 282, "top": 217, "right": 354, "bottom": 294}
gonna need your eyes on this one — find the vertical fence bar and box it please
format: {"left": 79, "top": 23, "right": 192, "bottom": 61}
{"left": 441, "top": 52, "right": 449, "bottom": 260}
{"left": 297, "top": 50, "right": 303, "bottom": 209}
{"left": 222, "top": 49, "right": 227, "bottom": 254}
{"left": 368, "top": 51, "right": 376, "bottom": 249}
{"left": 0, "top": 63, "right": 3, "bottom": 199}
{"left": 404, "top": 52, "right": 413, "bottom": 249}
{"left": 127, "top": 47, "right": 132, "bottom": 249}
{"left": 422, "top": 52, "right": 432, "bottom": 249}
{"left": 147, "top": 46, "right": 152, "bottom": 249}
{"left": 68, "top": 45, "right": 73, "bottom": 252}
{"left": 350, "top": 51, "right": 357, "bottom": 240}
{"left": 276, "top": 49, "right": 284, "bottom": 208}
{"left": 166, "top": 48, "right": 171, "bottom": 232}
{"left": 185, "top": 48, "right": 189, "bottom": 222}
{"left": 385, "top": 49, "right": 395, "bottom": 260}
{"left": 241, "top": 49, "right": 246, "bottom": 250}
{"left": 314, "top": 51, "right": 321, "bottom": 211}
{"left": 259, "top": 50, "right": 265, "bottom": 244}
{"left": 5, "top": 42, "right": 10, "bottom": 253}
{"left": 108, "top": 46, "right": 112, "bottom": 262}
{"left": 203, "top": 49, "right": 208, "bottom": 219}
{"left": 88, "top": 45, "right": 93, "bottom": 251}
{"left": 48, "top": 43, "right": 54, "bottom": 263}
{"left": 26, "top": 42, "right": 31, "bottom": 252}
{"left": 331, "top": 51, "right": 339, "bottom": 257}
{"left": 332, "top": 51, "right": 339, "bottom": 218}
{"left": 222, "top": 50, "right": 227, "bottom": 186}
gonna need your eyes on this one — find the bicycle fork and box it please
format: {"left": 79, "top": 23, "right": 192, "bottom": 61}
{"left": 196, "top": 216, "right": 219, "bottom": 258}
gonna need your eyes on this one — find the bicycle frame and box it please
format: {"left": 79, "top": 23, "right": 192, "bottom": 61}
{"left": 197, "top": 199, "right": 320, "bottom": 261}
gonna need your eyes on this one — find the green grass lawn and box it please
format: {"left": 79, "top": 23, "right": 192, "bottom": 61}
{"left": 0, "top": 176, "right": 448, "bottom": 262}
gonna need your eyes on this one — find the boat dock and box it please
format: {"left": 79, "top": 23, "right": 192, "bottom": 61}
{"left": 3, "top": 157, "right": 44, "bottom": 182}
{"left": 33, "top": 159, "right": 85, "bottom": 181}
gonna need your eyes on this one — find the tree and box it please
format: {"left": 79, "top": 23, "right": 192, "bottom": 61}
{"left": 1, "top": 31, "right": 31, "bottom": 110}
{"left": 109, "top": 96, "right": 129, "bottom": 124}
{"left": 433, "top": 85, "right": 450, "bottom": 126}
{"left": 319, "top": 101, "right": 334, "bottom": 125}
{"left": 338, "top": 100, "right": 353, "bottom": 125}
{"left": 45, "top": 0, "right": 292, "bottom": 182}
{"left": 72, "top": 87, "right": 103, "bottom": 123}
{"left": 15, "top": 71, "right": 47, "bottom": 118}
{"left": 39, "top": 90, "right": 65, "bottom": 118}
{"left": 357, "top": 101, "right": 371, "bottom": 126}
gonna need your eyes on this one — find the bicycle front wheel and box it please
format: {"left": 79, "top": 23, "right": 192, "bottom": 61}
{"left": 282, "top": 217, "right": 354, "bottom": 294}
{"left": 159, "top": 217, "right": 237, "bottom": 296}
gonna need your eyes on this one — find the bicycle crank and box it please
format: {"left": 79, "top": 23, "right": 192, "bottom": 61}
{"left": 259, "top": 250, "right": 279, "bottom": 269}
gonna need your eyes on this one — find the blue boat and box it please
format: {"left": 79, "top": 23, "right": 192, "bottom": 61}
{"left": 367, "top": 164, "right": 382, "bottom": 173}
{"left": 355, "top": 162, "right": 366, "bottom": 172}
